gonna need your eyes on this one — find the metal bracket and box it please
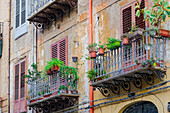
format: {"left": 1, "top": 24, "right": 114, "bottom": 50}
{"left": 140, "top": 74, "right": 154, "bottom": 85}
{"left": 152, "top": 70, "right": 166, "bottom": 81}
{"left": 97, "top": 87, "right": 111, "bottom": 97}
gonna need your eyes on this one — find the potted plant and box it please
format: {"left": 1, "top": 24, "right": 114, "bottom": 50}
{"left": 121, "top": 33, "right": 130, "bottom": 45}
{"left": 44, "top": 61, "right": 53, "bottom": 75}
{"left": 136, "top": 0, "right": 170, "bottom": 37}
{"left": 98, "top": 41, "right": 106, "bottom": 55}
{"left": 22, "top": 63, "right": 42, "bottom": 83}
{"left": 145, "top": 27, "right": 159, "bottom": 36}
{"left": 107, "top": 37, "right": 121, "bottom": 50}
{"left": 135, "top": 60, "right": 142, "bottom": 66}
{"left": 44, "top": 58, "right": 64, "bottom": 75}
{"left": 86, "top": 42, "right": 98, "bottom": 59}
{"left": 147, "top": 57, "right": 156, "bottom": 68}
{"left": 86, "top": 69, "right": 97, "bottom": 82}
{"left": 58, "top": 85, "right": 68, "bottom": 94}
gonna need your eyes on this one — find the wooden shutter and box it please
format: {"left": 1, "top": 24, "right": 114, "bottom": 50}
{"left": 21, "top": 0, "right": 26, "bottom": 24}
{"left": 51, "top": 38, "right": 67, "bottom": 65}
{"left": 135, "top": 0, "right": 145, "bottom": 29}
{"left": 52, "top": 43, "right": 58, "bottom": 59}
{"left": 20, "top": 61, "right": 25, "bottom": 98}
{"left": 14, "top": 64, "right": 19, "bottom": 113}
{"left": 15, "top": 64, "right": 19, "bottom": 100}
{"left": 16, "top": 0, "right": 20, "bottom": 28}
{"left": 59, "top": 38, "right": 67, "bottom": 65}
{"left": 122, "top": 6, "right": 132, "bottom": 34}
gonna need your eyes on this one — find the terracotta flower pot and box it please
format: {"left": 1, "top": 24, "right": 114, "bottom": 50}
{"left": 47, "top": 69, "right": 53, "bottom": 75}
{"left": 97, "top": 78, "right": 102, "bottom": 81}
{"left": 159, "top": 29, "right": 170, "bottom": 37}
{"left": 30, "top": 99, "right": 36, "bottom": 103}
{"left": 44, "top": 94, "right": 51, "bottom": 98}
{"left": 122, "top": 37, "right": 130, "bottom": 45}
{"left": 98, "top": 48, "right": 105, "bottom": 55}
{"left": 53, "top": 65, "right": 59, "bottom": 71}
{"left": 37, "top": 97, "right": 44, "bottom": 100}
{"left": 156, "top": 63, "right": 160, "bottom": 67}
{"left": 71, "top": 90, "right": 78, "bottom": 94}
{"left": 90, "top": 51, "right": 97, "bottom": 59}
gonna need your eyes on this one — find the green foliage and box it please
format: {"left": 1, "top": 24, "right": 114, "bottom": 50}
{"left": 98, "top": 41, "right": 106, "bottom": 49}
{"left": 22, "top": 63, "right": 42, "bottom": 83}
{"left": 135, "top": 0, "right": 170, "bottom": 27}
{"left": 44, "top": 58, "right": 64, "bottom": 72}
{"left": 59, "top": 85, "right": 68, "bottom": 90}
{"left": 86, "top": 42, "right": 98, "bottom": 52}
{"left": 146, "top": 27, "right": 159, "bottom": 36}
{"left": 86, "top": 69, "right": 97, "bottom": 82}
{"left": 107, "top": 37, "right": 121, "bottom": 50}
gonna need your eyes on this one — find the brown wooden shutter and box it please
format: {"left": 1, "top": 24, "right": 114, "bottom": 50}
{"left": 20, "top": 61, "right": 25, "bottom": 98}
{"left": 122, "top": 6, "right": 132, "bottom": 34}
{"left": 51, "top": 43, "right": 58, "bottom": 59}
{"left": 59, "top": 38, "right": 67, "bottom": 65}
{"left": 51, "top": 38, "right": 67, "bottom": 65}
{"left": 15, "top": 64, "right": 19, "bottom": 100}
{"left": 135, "top": 0, "right": 145, "bottom": 29}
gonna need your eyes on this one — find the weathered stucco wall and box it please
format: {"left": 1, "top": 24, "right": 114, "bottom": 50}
{"left": 91, "top": 0, "right": 170, "bottom": 113}
{"left": 0, "top": 0, "right": 169, "bottom": 112}
{"left": 0, "top": 0, "right": 9, "bottom": 112}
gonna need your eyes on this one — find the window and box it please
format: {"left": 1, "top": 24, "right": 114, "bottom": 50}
{"left": 14, "top": 60, "right": 26, "bottom": 113}
{"left": 51, "top": 38, "right": 68, "bottom": 65}
{"left": 15, "top": 0, "right": 28, "bottom": 39}
{"left": 121, "top": 0, "right": 146, "bottom": 60}
{"left": 121, "top": 0, "right": 146, "bottom": 34}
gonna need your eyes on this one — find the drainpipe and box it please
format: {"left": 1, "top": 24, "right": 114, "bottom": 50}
{"left": 8, "top": 0, "right": 12, "bottom": 112}
{"left": 89, "top": 0, "right": 94, "bottom": 113}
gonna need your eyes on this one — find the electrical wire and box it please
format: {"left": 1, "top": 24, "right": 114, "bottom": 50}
{"left": 64, "top": 85, "right": 170, "bottom": 113}
{"left": 55, "top": 80, "right": 170, "bottom": 113}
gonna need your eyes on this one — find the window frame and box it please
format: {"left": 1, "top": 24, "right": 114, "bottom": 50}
{"left": 15, "top": 0, "right": 28, "bottom": 39}
{"left": 14, "top": 59, "right": 27, "bottom": 113}
{"left": 120, "top": 0, "right": 148, "bottom": 35}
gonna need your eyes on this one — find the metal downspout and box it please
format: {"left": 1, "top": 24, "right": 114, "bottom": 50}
{"left": 89, "top": 0, "right": 94, "bottom": 113}
{"left": 8, "top": 0, "right": 12, "bottom": 112}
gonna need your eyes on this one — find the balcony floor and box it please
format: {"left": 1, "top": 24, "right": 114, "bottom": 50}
{"left": 28, "top": 0, "right": 77, "bottom": 24}
{"left": 91, "top": 67, "right": 166, "bottom": 87}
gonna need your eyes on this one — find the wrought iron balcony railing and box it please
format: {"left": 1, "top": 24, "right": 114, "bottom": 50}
{"left": 92, "top": 35, "right": 166, "bottom": 86}
{"left": 28, "top": 70, "right": 78, "bottom": 104}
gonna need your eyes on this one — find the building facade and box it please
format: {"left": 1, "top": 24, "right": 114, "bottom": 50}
{"left": 0, "top": 0, "right": 169, "bottom": 113}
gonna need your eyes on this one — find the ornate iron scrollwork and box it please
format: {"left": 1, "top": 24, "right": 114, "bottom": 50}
{"left": 152, "top": 70, "right": 166, "bottom": 81}
{"left": 121, "top": 81, "right": 130, "bottom": 91}
{"left": 97, "top": 87, "right": 111, "bottom": 97}
{"left": 141, "top": 74, "right": 154, "bottom": 85}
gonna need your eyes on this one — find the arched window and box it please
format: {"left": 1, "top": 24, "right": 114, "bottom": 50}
{"left": 123, "top": 101, "right": 158, "bottom": 113}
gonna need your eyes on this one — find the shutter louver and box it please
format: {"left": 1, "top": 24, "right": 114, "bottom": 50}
{"left": 15, "top": 64, "right": 19, "bottom": 100}
{"left": 20, "top": 61, "right": 25, "bottom": 98}
{"left": 59, "top": 39, "right": 67, "bottom": 65}
{"left": 122, "top": 6, "right": 132, "bottom": 34}
{"left": 135, "top": 0, "right": 145, "bottom": 29}
{"left": 52, "top": 43, "right": 58, "bottom": 59}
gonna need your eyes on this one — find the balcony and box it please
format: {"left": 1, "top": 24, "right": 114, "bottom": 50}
{"left": 91, "top": 36, "right": 167, "bottom": 97}
{"left": 28, "top": 0, "right": 77, "bottom": 24}
{"left": 27, "top": 69, "right": 79, "bottom": 112}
